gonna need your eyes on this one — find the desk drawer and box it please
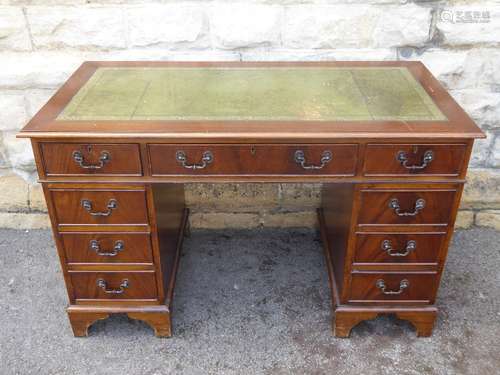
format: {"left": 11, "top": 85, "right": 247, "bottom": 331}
{"left": 40, "top": 143, "right": 142, "bottom": 176}
{"left": 149, "top": 144, "right": 358, "bottom": 176}
{"left": 349, "top": 272, "right": 438, "bottom": 303}
{"left": 70, "top": 271, "right": 157, "bottom": 300}
{"left": 363, "top": 144, "right": 467, "bottom": 177}
{"left": 51, "top": 189, "right": 149, "bottom": 225}
{"left": 357, "top": 190, "right": 456, "bottom": 226}
{"left": 353, "top": 233, "right": 445, "bottom": 264}
{"left": 61, "top": 233, "right": 153, "bottom": 264}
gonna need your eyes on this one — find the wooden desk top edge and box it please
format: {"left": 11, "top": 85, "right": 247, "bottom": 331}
{"left": 18, "top": 61, "right": 485, "bottom": 140}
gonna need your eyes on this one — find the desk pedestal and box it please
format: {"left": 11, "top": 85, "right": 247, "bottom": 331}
{"left": 319, "top": 209, "right": 438, "bottom": 337}
{"left": 319, "top": 181, "right": 462, "bottom": 337}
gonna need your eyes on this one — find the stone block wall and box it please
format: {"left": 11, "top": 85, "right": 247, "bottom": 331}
{"left": 0, "top": 0, "right": 499, "bottom": 230}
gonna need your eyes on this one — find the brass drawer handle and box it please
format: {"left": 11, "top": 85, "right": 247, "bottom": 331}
{"left": 96, "top": 278, "right": 129, "bottom": 294}
{"left": 72, "top": 150, "right": 110, "bottom": 169}
{"left": 381, "top": 239, "right": 416, "bottom": 257}
{"left": 90, "top": 240, "right": 124, "bottom": 257}
{"left": 176, "top": 150, "right": 213, "bottom": 169}
{"left": 396, "top": 150, "right": 433, "bottom": 170}
{"left": 81, "top": 199, "right": 117, "bottom": 217}
{"left": 294, "top": 150, "right": 332, "bottom": 170}
{"left": 376, "top": 279, "right": 409, "bottom": 295}
{"left": 388, "top": 198, "right": 425, "bottom": 217}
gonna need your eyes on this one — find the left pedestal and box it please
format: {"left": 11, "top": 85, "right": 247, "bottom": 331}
{"left": 42, "top": 182, "right": 187, "bottom": 337}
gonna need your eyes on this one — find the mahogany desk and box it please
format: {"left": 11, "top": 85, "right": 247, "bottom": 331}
{"left": 18, "top": 61, "right": 485, "bottom": 338}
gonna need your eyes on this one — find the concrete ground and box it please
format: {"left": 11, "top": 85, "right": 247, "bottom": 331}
{"left": 0, "top": 228, "right": 498, "bottom": 375}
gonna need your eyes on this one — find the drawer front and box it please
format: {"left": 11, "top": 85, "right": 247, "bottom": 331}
{"left": 349, "top": 273, "right": 438, "bottom": 303}
{"left": 354, "top": 233, "right": 445, "bottom": 264}
{"left": 149, "top": 144, "right": 358, "bottom": 176}
{"left": 40, "top": 143, "right": 142, "bottom": 176}
{"left": 363, "top": 144, "right": 467, "bottom": 176}
{"left": 61, "top": 233, "right": 153, "bottom": 264}
{"left": 357, "top": 190, "right": 456, "bottom": 226}
{"left": 70, "top": 271, "right": 157, "bottom": 300}
{"left": 51, "top": 190, "right": 149, "bottom": 225}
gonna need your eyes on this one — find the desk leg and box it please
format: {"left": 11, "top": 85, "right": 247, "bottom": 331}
{"left": 128, "top": 309, "right": 172, "bottom": 337}
{"left": 67, "top": 310, "right": 109, "bottom": 337}
{"left": 395, "top": 310, "right": 437, "bottom": 337}
{"left": 334, "top": 310, "right": 378, "bottom": 338}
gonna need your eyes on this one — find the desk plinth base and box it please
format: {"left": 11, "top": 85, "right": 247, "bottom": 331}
{"left": 67, "top": 305, "right": 173, "bottom": 337}
{"left": 318, "top": 209, "right": 437, "bottom": 338}
{"left": 332, "top": 305, "right": 437, "bottom": 338}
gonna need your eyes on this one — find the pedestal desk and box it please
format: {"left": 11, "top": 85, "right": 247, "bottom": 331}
{"left": 18, "top": 61, "right": 485, "bottom": 338}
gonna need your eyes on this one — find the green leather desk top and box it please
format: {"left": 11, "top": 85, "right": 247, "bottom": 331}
{"left": 57, "top": 67, "right": 446, "bottom": 122}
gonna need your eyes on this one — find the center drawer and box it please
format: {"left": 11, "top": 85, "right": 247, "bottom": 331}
{"left": 50, "top": 189, "right": 149, "bottom": 225}
{"left": 148, "top": 144, "right": 358, "bottom": 176}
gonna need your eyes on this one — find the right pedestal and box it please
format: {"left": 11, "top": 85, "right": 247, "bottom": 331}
{"left": 319, "top": 181, "right": 463, "bottom": 337}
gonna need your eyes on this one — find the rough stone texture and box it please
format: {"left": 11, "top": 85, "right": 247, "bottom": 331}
{"left": 0, "top": 51, "right": 85, "bottom": 89}
{"left": 2, "top": 131, "right": 34, "bottom": 172}
{"left": 475, "top": 210, "right": 500, "bottom": 230}
{"left": 186, "top": 183, "right": 280, "bottom": 212}
{"left": 437, "top": 4, "right": 500, "bottom": 46}
{"left": 279, "top": 183, "right": 321, "bottom": 210}
{"left": 0, "top": 6, "right": 31, "bottom": 51}
{"left": 283, "top": 4, "right": 431, "bottom": 49}
{"left": 241, "top": 48, "right": 397, "bottom": 61}
{"left": 454, "top": 210, "right": 474, "bottom": 229}
{"left": 24, "top": 88, "right": 56, "bottom": 117}
{"left": 209, "top": 4, "right": 282, "bottom": 49}
{"left": 468, "top": 130, "right": 495, "bottom": 168}
{"left": 27, "top": 6, "right": 127, "bottom": 50}
{"left": 0, "top": 91, "right": 27, "bottom": 131}
{"left": 411, "top": 48, "right": 500, "bottom": 91}
{"left": 189, "top": 212, "right": 260, "bottom": 229}
{"left": 106, "top": 49, "right": 241, "bottom": 62}
{"left": 0, "top": 1, "right": 498, "bottom": 227}
{"left": 371, "top": 4, "right": 432, "bottom": 48}
{"left": 259, "top": 210, "right": 317, "bottom": 228}
{"left": 0, "top": 212, "right": 49, "bottom": 228}
{"left": 0, "top": 132, "right": 9, "bottom": 170}
{"left": 450, "top": 90, "right": 500, "bottom": 130}
{"left": 0, "top": 228, "right": 499, "bottom": 374}
{"left": 462, "top": 169, "right": 500, "bottom": 209}
{"left": 0, "top": 174, "right": 28, "bottom": 211}
{"left": 491, "top": 136, "right": 500, "bottom": 168}
{"left": 28, "top": 181, "right": 47, "bottom": 212}
{"left": 127, "top": 5, "right": 207, "bottom": 48}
